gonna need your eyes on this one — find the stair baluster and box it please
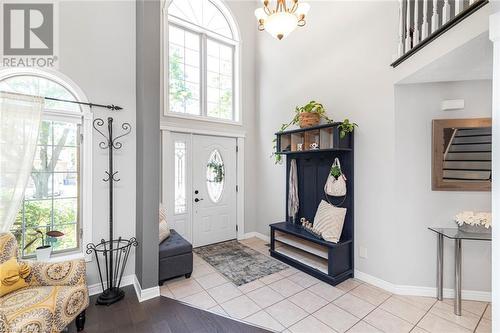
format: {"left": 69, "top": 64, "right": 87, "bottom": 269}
{"left": 398, "top": 0, "right": 404, "bottom": 56}
{"left": 442, "top": 0, "right": 451, "bottom": 25}
{"left": 414, "top": 0, "right": 420, "bottom": 45}
{"left": 405, "top": 0, "right": 412, "bottom": 51}
{"left": 422, "top": 0, "right": 429, "bottom": 39}
{"left": 431, "top": 0, "right": 439, "bottom": 33}
{"left": 392, "top": 0, "right": 488, "bottom": 67}
{"left": 455, "top": 0, "right": 464, "bottom": 16}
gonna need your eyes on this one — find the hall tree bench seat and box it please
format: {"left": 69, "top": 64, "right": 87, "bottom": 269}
{"left": 270, "top": 222, "right": 353, "bottom": 285}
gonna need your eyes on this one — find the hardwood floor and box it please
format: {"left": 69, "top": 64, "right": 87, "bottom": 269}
{"left": 68, "top": 286, "right": 271, "bottom": 333}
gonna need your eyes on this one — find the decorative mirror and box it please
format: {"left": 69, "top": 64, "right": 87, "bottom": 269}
{"left": 432, "top": 118, "right": 491, "bottom": 191}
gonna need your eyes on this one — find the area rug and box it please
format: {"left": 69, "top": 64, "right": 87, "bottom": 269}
{"left": 193, "top": 240, "right": 288, "bottom": 286}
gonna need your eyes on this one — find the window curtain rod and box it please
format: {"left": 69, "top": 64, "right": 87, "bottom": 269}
{"left": 44, "top": 96, "right": 123, "bottom": 111}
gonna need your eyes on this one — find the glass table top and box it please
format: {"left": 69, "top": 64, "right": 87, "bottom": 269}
{"left": 428, "top": 227, "right": 492, "bottom": 241}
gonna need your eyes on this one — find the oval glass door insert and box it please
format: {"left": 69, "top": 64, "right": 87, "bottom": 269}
{"left": 206, "top": 149, "right": 225, "bottom": 203}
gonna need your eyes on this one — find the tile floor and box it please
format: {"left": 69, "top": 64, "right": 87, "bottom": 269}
{"left": 160, "top": 237, "right": 491, "bottom": 333}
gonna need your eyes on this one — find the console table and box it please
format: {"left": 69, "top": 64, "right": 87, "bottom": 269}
{"left": 428, "top": 227, "right": 491, "bottom": 316}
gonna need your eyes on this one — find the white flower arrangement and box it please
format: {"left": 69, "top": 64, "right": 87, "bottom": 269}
{"left": 455, "top": 211, "right": 492, "bottom": 229}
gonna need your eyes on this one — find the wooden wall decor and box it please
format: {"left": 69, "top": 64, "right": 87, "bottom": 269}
{"left": 432, "top": 118, "right": 492, "bottom": 191}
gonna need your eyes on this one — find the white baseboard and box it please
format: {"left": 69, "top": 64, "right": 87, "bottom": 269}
{"left": 240, "top": 232, "right": 269, "bottom": 242}
{"left": 133, "top": 275, "right": 160, "bottom": 302}
{"left": 87, "top": 274, "right": 160, "bottom": 303}
{"left": 354, "top": 269, "right": 491, "bottom": 302}
{"left": 87, "top": 274, "right": 135, "bottom": 296}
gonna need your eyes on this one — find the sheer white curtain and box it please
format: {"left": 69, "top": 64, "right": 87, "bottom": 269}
{"left": 0, "top": 92, "right": 43, "bottom": 232}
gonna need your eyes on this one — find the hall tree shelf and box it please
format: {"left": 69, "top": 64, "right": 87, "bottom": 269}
{"left": 270, "top": 123, "right": 354, "bottom": 286}
{"left": 276, "top": 123, "right": 353, "bottom": 154}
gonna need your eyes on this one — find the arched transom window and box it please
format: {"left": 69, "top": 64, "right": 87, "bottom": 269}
{"left": 167, "top": 0, "right": 240, "bottom": 122}
{"left": 0, "top": 69, "right": 92, "bottom": 258}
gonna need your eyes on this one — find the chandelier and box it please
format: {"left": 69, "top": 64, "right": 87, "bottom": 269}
{"left": 254, "top": 0, "right": 310, "bottom": 40}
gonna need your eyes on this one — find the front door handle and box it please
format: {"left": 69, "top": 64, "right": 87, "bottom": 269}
{"left": 194, "top": 198, "right": 204, "bottom": 203}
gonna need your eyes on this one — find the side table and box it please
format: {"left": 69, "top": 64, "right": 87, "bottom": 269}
{"left": 428, "top": 227, "right": 491, "bottom": 316}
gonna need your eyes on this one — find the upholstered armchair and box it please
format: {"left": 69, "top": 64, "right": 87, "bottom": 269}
{"left": 0, "top": 233, "right": 89, "bottom": 332}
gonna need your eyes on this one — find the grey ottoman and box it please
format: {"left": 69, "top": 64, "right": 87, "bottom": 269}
{"left": 159, "top": 230, "right": 193, "bottom": 285}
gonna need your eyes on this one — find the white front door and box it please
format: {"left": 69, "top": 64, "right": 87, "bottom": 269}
{"left": 163, "top": 132, "right": 237, "bottom": 247}
{"left": 192, "top": 135, "right": 237, "bottom": 247}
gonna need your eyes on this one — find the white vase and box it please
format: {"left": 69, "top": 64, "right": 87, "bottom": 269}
{"left": 36, "top": 245, "right": 52, "bottom": 261}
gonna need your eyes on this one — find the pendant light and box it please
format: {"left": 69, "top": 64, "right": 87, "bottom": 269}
{"left": 255, "top": 0, "right": 310, "bottom": 40}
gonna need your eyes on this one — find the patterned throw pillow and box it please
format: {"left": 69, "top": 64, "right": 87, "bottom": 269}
{"left": 159, "top": 220, "right": 170, "bottom": 243}
{"left": 0, "top": 258, "right": 30, "bottom": 296}
{"left": 159, "top": 205, "right": 167, "bottom": 223}
{"left": 312, "top": 200, "right": 347, "bottom": 243}
{"left": 159, "top": 205, "right": 170, "bottom": 243}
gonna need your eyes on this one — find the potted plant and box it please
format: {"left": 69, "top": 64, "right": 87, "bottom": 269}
{"left": 24, "top": 229, "right": 65, "bottom": 261}
{"left": 296, "top": 101, "right": 331, "bottom": 128}
{"left": 271, "top": 101, "right": 333, "bottom": 164}
{"left": 278, "top": 101, "right": 333, "bottom": 133}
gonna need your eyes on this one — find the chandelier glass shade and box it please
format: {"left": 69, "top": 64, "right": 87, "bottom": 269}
{"left": 255, "top": 0, "right": 310, "bottom": 40}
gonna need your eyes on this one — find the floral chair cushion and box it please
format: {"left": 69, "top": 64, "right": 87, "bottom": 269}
{"left": 0, "top": 233, "right": 89, "bottom": 333}
{"left": 0, "top": 234, "right": 18, "bottom": 264}
{"left": 0, "top": 284, "right": 89, "bottom": 333}
{"left": 25, "top": 260, "right": 87, "bottom": 287}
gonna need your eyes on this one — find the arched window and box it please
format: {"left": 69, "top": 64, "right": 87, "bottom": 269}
{"left": 167, "top": 0, "right": 240, "bottom": 122}
{"left": 0, "top": 69, "right": 91, "bottom": 258}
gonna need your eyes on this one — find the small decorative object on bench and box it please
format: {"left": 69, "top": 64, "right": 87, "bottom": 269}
{"left": 300, "top": 217, "right": 322, "bottom": 239}
{"left": 455, "top": 211, "right": 491, "bottom": 234}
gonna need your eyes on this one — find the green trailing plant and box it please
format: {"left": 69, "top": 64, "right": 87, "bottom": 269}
{"left": 296, "top": 100, "right": 331, "bottom": 119}
{"left": 330, "top": 164, "right": 342, "bottom": 178}
{"left": 338, "top": 119, "right": 358, "bottom": 139}
{"left": 272, "top": 101, "right": 334, "bottom": 164}
{"left": 271, "top": 138, "right": 283, "bottom": 164}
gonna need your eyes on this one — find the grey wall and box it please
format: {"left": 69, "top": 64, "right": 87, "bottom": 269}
{"left": 492, "top": 0, "right": 500, "bottom": 13}
{"left": 59, "top": 0, "right": 136, "bottom": 285}
{"left": 254, "top": 0, "right": 491, "bottom": 292}
{"left": 136, "top": 0, "right": 160, "bottom": 289}
{"left": 255, "top": 0, "right": 400, "bottom": 283}
{"left": 394, "top": 80, "right": 492, "bottom": 291}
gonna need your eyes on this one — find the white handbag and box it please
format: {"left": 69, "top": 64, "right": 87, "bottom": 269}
{"left": 324, "top": 158, "right": 347, "bottom": 197}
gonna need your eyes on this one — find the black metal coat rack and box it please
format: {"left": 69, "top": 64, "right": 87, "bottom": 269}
{"left": 87, "top": 117, "right": 137, "bottom": 306}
